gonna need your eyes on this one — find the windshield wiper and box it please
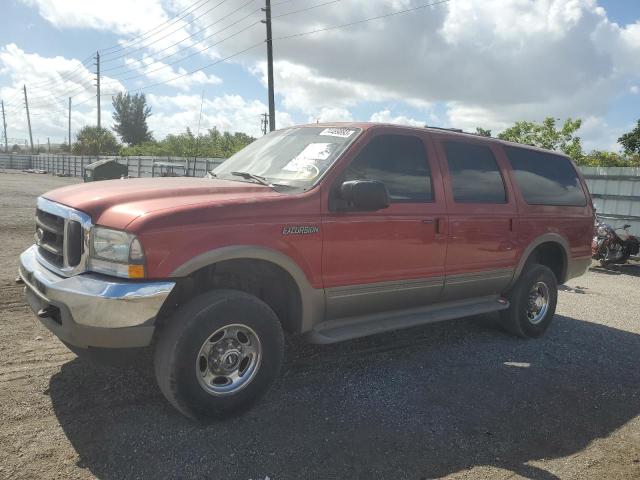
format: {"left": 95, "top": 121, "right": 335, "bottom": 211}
{"left": 230, "top": 171, "right": 272, "bottom": 187}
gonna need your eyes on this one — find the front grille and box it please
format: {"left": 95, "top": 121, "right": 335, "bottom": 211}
{"left": 36, "top": 209, "right": 65, "bottom": 266}
{"left": 35, "top": 208, "right": 84, "bottom": 269}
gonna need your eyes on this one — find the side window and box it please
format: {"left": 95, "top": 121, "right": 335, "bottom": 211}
{"left": 343, "top": 134, "right": 433, "bottom": 203}
{"left": 504, "top": 146, "right": 587, "bottom": 206}
{"left": 444, "top": 141, "right": 507, "bottom": 203}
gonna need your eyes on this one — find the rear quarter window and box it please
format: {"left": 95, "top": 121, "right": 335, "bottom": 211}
{"left": 504, "top": 147, "right": 586, "bottom": 206}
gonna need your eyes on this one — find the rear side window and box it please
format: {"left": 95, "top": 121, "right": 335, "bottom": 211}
{"left": 444, "top": 141, "right": 507, "bottom": 203}
{"left": 343, "top": 134, "right": 433, "bottom": 202}
{"left": 504, "top": 147, "right": 586, "bottom": 206}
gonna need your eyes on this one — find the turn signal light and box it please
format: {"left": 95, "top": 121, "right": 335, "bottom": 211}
{"left": 128, "top": 264, "right": 145, "bottom": 279}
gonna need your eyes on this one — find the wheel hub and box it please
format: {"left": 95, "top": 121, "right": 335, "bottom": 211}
{"left": 209, "top": 338, "right": 243, "bottom": 373}
{"left": 526, "top": 281, "right": 550, "bottom": 325}
{"left": 196, "top": 324, "right": 262, "bottom": 396}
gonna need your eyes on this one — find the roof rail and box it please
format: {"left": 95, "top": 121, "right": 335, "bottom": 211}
{"left": 426, "top": 126, "right": 464, "bottom": 133}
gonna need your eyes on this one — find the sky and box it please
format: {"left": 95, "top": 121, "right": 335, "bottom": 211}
{"left": 0, "top": 0, "right": 639, "bottom": 151}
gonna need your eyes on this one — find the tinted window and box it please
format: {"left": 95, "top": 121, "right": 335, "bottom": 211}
{"left": 343, "top": 134, "right": 433, "bottom": 202}
{"left": 505, "top": 147, "right": 586, "bottom": 206}
{"left": 444, "top": 142, "right": 506, "bottom": 203}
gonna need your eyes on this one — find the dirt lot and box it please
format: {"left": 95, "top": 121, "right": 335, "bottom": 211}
{"left": 0, "top": 169, "right": 639, "bottom": 480}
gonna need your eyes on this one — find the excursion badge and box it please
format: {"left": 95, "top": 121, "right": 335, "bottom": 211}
{"left": 282, "top": 225, "right": 320, "bottom": 235}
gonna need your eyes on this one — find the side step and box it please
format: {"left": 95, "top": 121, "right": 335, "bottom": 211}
{"left": 307, "top": 295, "right": 509, "bottom": 344}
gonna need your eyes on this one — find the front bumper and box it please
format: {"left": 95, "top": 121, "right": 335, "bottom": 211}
{"left": 19, "top": 245, "right": 175, "bottom": 348}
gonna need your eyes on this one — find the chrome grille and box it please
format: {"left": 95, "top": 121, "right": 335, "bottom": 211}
{"left": 34, "top": 197, "right": 92, "bottom": 276}
{"left": 36, "top": 209, "right": 66, "bottom": 267}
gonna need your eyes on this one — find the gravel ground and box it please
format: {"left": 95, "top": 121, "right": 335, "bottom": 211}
{"left": 0, "top": 169, "right": 639, "bottom": 480}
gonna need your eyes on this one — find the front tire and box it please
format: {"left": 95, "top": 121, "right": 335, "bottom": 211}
{"left": 500, "top": 264, "right": 558, "bottom": 338}
{"left": 154, "top": 290, "right": 284, "bottom": 420}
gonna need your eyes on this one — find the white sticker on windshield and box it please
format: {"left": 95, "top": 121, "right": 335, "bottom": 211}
{"left": 282, "top": 143, "right": 336, "bottom": 180}
{"left": 319, "top": 128, "right": 355, "bottom": 138}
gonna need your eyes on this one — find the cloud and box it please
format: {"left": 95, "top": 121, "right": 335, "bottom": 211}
{"left": 0, "top": 44, "right": 125, "bottom": 143}
{"left": 124, "top": 56, "right": 222, "bottom": 91}
{"left": 10, "top": 0, "right": 640, "bottom": 151}
{"left": 146, "top": 93, "right": 294, "bottom": 139}
{"left": 231, "top": 0, "right": 639, "bottom": 143}
{"left": 21, "top": 0, "right": 169, "bottom": 37}
{"left": 579, "top": 116, "right": 630, "bottom": 152}
{"left": 369, "top": 110, "right": 427, "bottom": 127}
{"left": 308, "top": 107, "right": 354, "bottom": 123}
{"left": 251, "top": 60, "right": 431, "bottom": 118}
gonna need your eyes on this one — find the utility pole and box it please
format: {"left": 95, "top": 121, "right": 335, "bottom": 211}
{"left": 47, "top": 137, "right": 50, "bottom": 153}
{"left": 68, "top": 97, "right": 72, "bottom": 150}
{"left": 95, "top": 51, "right": 101, "bottom": 129}
{"left": 23, "top": 85, "right": 34, "bottom": 153}
{"left": 262, "top": 0, "right": 276, "bottom": 132}
{"left": 260, "top": 113, "right": 268, "bottom": 135}
{"left": 1, "top": 100, "right": 7, "bottom": 153}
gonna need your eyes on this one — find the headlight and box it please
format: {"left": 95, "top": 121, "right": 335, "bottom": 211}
{"left": 597, "top": 225, "right": 609, "bottom": 237}
{"left": 89, "top": 226, "right": 145, "bottom": 278}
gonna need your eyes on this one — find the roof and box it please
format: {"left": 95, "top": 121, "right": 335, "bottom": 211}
{"left": 294, "top": 122, "right": 571, "bottom": 159}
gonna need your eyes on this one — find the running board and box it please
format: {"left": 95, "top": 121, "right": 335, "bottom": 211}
{"left": 307, "top": 295, "right": 509, "bottom": 344}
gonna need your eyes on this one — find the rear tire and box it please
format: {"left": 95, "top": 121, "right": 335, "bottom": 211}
{"left": 154, "top": 289, "right": 284, "bottom": 420}
{"left": 500, "top": 264, "right": 558, "bottom": 338}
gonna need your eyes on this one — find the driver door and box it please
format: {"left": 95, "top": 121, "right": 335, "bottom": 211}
{"left": 321, "top": 130, "right": 447, "bottom": 319}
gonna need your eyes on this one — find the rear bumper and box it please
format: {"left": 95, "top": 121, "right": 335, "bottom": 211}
{"left": 19, "top": 245, "right": 175, "bottom": 348}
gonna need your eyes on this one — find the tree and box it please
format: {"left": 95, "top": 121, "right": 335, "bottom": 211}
{"left": 475, "top": 127, "right": 492, "bottom": 137}
{"left": 582, "top": 150, "right": 640, "bottom": 167}
{"left": 618, "top": 120, "right": 640, "bottom": 155}
{"left": 119, "top": 127, "right": 255, "bottom": 158}
{"left": 497, "top": 117, "right": 583, "bottom": 161}
{"left": 72, "top": 126, "right": 119, "bottom": 155}
{"left": 112, "top": 92, "right": 153, "bottom": 145}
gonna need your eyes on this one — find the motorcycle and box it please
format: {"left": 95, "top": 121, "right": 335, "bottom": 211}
{"left": 592, "top": 216, "right": 640, "bottom": 266}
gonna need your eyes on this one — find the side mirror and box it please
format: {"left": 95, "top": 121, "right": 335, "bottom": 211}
{"left": 339, "top": 180, "right": 390, "bottom": 211}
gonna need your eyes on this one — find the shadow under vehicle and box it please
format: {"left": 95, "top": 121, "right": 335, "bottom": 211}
{"left": 49, "top": 314, "right": 640, "bottom": 479}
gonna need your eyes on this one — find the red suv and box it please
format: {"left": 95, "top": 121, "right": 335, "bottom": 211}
{"left": 19, "top": 123, "right": 593, "bottom": 419}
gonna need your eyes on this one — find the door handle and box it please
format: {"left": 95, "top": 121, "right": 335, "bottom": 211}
{"left": 422, "top": 218, "right": 445, "bottom": 234}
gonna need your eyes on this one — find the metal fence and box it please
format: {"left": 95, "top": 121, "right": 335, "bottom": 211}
{"left": 579, "top": 166, "right": 640, "bottom": 234}
{"left": 1, "top": 153, "right": 639, "bottom": 233}
{"left": 0, "top": 153, "right": 225, "bottom": 178}
{"left": 0, "top": 154, "right": 32, "bottom": 170}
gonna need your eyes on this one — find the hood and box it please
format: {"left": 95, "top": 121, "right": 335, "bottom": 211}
{"left": 43, "top": 177, "right": 282, "bottom": 229}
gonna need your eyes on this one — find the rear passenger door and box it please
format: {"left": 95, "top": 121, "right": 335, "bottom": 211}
{"left": 434, "top": 137, "right": 518, "bottom": 301}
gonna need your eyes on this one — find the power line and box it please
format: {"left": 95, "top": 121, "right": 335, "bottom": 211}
{"left": 271, "top": 0, "right": 305, "bottom": 6}
{"left": 6, "top": 1, "right": 222, "bottom": 107}
{"left": 113, "top": 18, "right": 262, "bottom": 83}
{"left": 272, "top": 0, "right": 342, "bottom": 18}
{"left": 100, "top": 0, "right": 213, "bottom": 54}
{"left": 101, "top": 0, "right": 237, "bottom": 61}
{"left": 102, "top": 0, "right": 260, "bottom": 76}
{"left": 274, "top": 0, "right": 451, "bottom": 41}
{"left": 127, "top": 40, "right": 264, "bottom": 93}
{"left": 26, "top": 55, "right": 95, "bottom": 89}
{"left": 3, "top": 0, "right": 452, "bottom": 135}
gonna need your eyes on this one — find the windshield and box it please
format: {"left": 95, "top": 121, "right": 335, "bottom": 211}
{"left": 212, "top": 126, "right": 361, "bottom": 190}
